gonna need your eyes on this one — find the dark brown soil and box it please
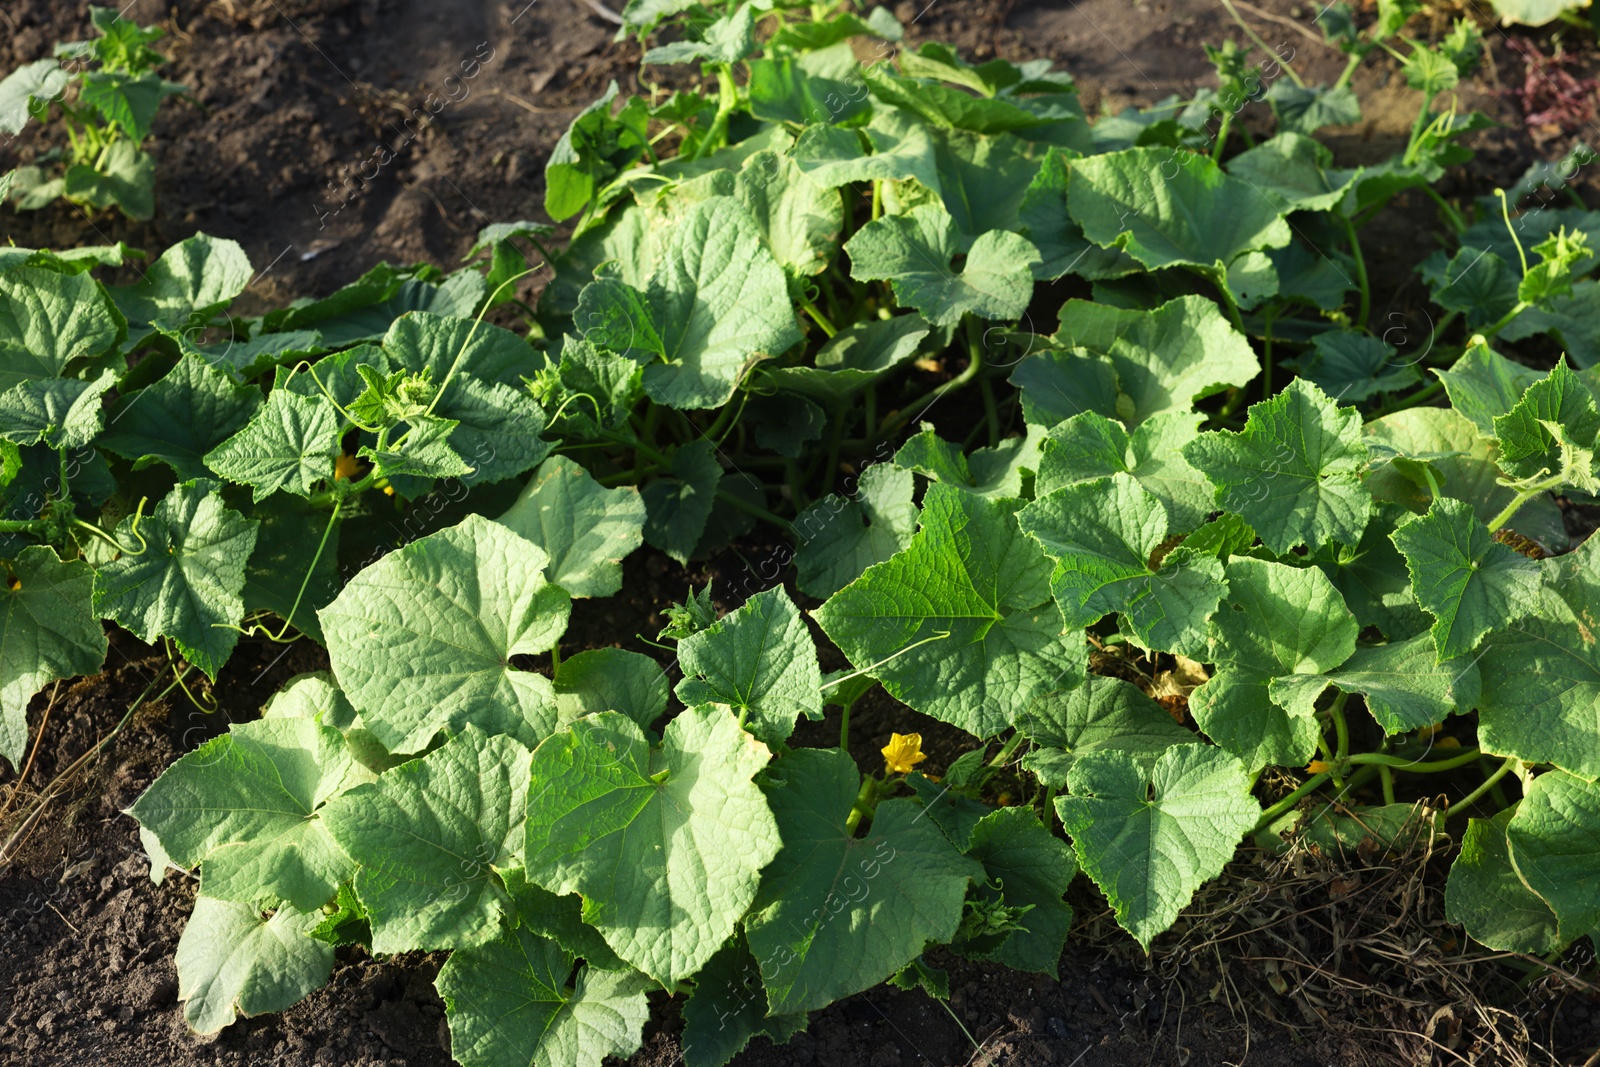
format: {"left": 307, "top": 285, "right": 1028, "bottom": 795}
{"left": 5, "top": 1, "right": 1600, "bottom": 1066}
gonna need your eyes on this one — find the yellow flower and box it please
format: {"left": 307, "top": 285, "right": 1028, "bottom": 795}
{"left": 881, "top": 732, "right": 926, "bottom": 775}
{"left": 382, "top": 485, "right": 396, "bottom": 496}
{"left": 334, "top": 453, "right": 361, "bottom": 481}
{"left": 1306, "top": 759, "right": 1333, "bottom": 774}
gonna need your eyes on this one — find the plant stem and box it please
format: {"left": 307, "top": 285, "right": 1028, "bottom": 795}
{"left": 844, "top": 776, "right": 878, "bottom": 834}
{"left": 1330, "top": 692, "right": 1350, "bottom": 761}
{"left": 1421, "top": 185, "right": 1467, "bottom": 234}
{"left": 986, "top": 731, "right": 1027, "bottom": 770}
{"left": 1451, "top": 757, "right": 1519, "bottom": 815}
{"left": 1379, "top": 764, "right": 1396, "bottom": 805}
{"left": 1333, "top": 52, "right": 1363, "bottom": 91}
{"left": 800, "top": 296, "right": 837, "bottom": 337}
{"left": 979, "top": 378, "right": 1000, "bottom": 447}
{"left": 1346, "top": 747, "right": 1483, "bottom": 772}
{"left": 1340, "top": 215, "right": 1370, "bottom": 327}
{"left": 875, "top": 330, "right": 987, "bottom": 444}
{"left": 1487, "top": 475, "right": 1562, "bottom": 533}
{"left": 1254, "top": 771, "right": 1333, "bottom": 832}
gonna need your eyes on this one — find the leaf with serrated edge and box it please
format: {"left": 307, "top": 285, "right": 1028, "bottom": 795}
{"left": 680, "top": 935, "right": 807, "bottom": 1067}
{"left": 746, "top": 748, "right": 983, "bottom": 1014}
{"left": 1325, "top": 632, "right": 1481, "bottom": 734}
{"left": 553, "top": 647, "right": 669, "bottom": 731}
{"left": 321, "top": 726, "right": 530, "bottom": 953}
{"left": 1019, "top": 473, "right": 1225, "bottom": 657}
{"left": 1016, "top": 675, "right": 1196, "bottom": 789}
{"left": 523, "top": 706, "right": 780, "bottom": 985}
{"left": 0, "top": 373, "right": 113, "bottom": 450}
{"left": 204, "top": 390, "right": 341, "bottom": 501}
{"left": 129, "top": 717, "right": 367, "bottom": 910}
{"left": 1055, "top": 744, "right": 1258, "bottom": 949}
{"left": 1391, "top": 497, "right": 1543, "bottom": 663}
{"left": 0, "top": 266, "right": 120, "bottom": 392}
{"left": 961, "top": 807, "right": 1077, "bottom": 976}
{"left": 0, "top": 546, "right": 106, "bottom": 768}
{"left": 815, "top": 482, "right": 1082, "bottom": 739}
{"left": 1184, "top": 378, "right": 1371, "bottom": 554}
{"left": 319, "top": 514, "right": 570, "bottom": 754}
{"left": 98, "top": 353, "right": 264, "bottom": 479}
{"left": 175, "top": 897, "right": 333, "bottom": 1035}
{"left": 436, "top": 927, "right": 651, "bottom": 1067}
{"left": 1191, "top": 558, "right": 1357, "bottom": 771}
{"left": 498, "top": 456, "right": 646, "bottom": 598}
{"left": 92, "top": 479, "right": 259, "bottom": 680}
{"left": 793, "top": 461, "right": 917, "bottom": 599}
{"left": 675, "top": 586, "right": 822, "bottom": 747}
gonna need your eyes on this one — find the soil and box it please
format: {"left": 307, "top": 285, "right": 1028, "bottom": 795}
{"left": 4, "top": 0, "right": 1600, "bottom": 1066}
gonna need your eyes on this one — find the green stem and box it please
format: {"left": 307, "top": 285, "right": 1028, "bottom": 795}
{"left": 1379, "top": 765, "right": 1396, "bottom": 805}
{"left": 875, "top": 333, "right": 986, "bottom": 444}
{"left": 1487, "top": 475, "right": 1562, "bottom": 533}
{"left": 979, "top": 378, "right": 1000, "bottom": 448}
{"left": 1261, "top": 308, "right": 1276, "bottom": 400}
{"left": 1451, "top": 757, "right": 1518, "bottom": 815}
{"left": 266, "top": 497, "right": 342, "bottom": 640}
{"left": 692, "top": 65, "right": 740, "bottom": 161}
{"left": 839, "top": 698, "right": 851, "bottom": 752}
{"left": 1333, "top": 51, "right": 1363, "bottom": 91}
{"left": 1340, "top": 215, "right": 1370, "bottom": 328}
{"left": 844, "top": 776, "right": 878, "bottom": 834}
{"left": 1346, "top": 747, "right": 1483, "bottom": 772}
{"left": 1213, "top": 276, "right": 1246, "bottom": 335}
{"left": 713, "top": 485, "right": 795, "bottom": 535}
{"left": 1255, "top": 772, "right": 1333, "bottom": 832}
{"left": 987, "top": 731, "right": 1027, "bottom": 770}
{"left": 1330, "top": 692, "right": 1350, "bottom": 761}
{"left": 1480, "top": 300, "right": 1531, "bottom": 341}
{"left": 549, "top": 641, "right": 561, "bottom": 673}
{"left": 1421, "top": 185, "right": 1467, "bottom": 234}
{"left": 800, "top": 296, "right": 837, "bottom": 337}
{"left": 1211, "top": 110, "right": 1233, "bottom": 162}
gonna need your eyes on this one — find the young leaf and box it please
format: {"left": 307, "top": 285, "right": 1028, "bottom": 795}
{"left": 92, "top": 479, "right": 259, "bottom": 679}
{"left": 1068, "top": 147, "right": 1291, "bottom": 298}
{"left": 1391, "top": 497, "right": 1543, "bottom": 662}
{"left": 319, "top": 514, "right": 571, "bottom": 754}
{"left": 814, "top": 482, "right": 1083, "bottom": 739}
{"left": 1436, "top": 341, "right": 1541, "bottom": 437}
{"left": 99, "top": 353, "right": 264, "bottom": 479}
{"left": 0, "top": 546, "right": 107, "bottom": 769}
{"left": 552, "top": 647, "right": 668, "bottom": 731}
{"left": 175, "top": 897, "right": 333, "bottom": 1035}
{"left": 0, "top": 265, "right": 121, "bottom": 392}
{"left": 745, "top": 748, "right": 984, "bottom": 1014}
{"left": 959, "top": 807, "right": 1077, "bottom": 976}
{"left": 762, "top": 314, "right": 931, "bottom": 405}
{"left": 321, "top": 726, "right": 531, "bottom": 953}
{"left": 1055, "top": 744, "right": 1258, "bottom": 950}
{"left": 1478, "top": 536, "right": 1600, "bottom": 780}
{"left": 843, "top": 203, "right": 1039, "bottom": 327}
{"left": 1445, "top": 809, "right": 1561, "bottom": 955}
{"left": 1184, "top": 378, "right": 1372, "bottom": 554}
{"left": 641, "top": 439, "right": 722, "bottom": 566}
{"left": 1225, "top": 132, "right": 1361, "bottom": 214}
{"left": 1036, "top": 411, "right": 1211, "bottom": 533}
{"left": 1493, "top": 358, "right": 1600, "bottom": 487}
{"left": 0, "top": 59, "right": 71, "bottom": 137}
{"left": 0, "top": 372, "right": 114, "bottom": 450}
{"left": 1323, "top": 632, "right": 1482, "bottom": 734}
{"left": 128, "top": 717, "right": 367, "bottom": 910}
{"left": 893, "top": 427, "right": 1042, "bottom": 501}
{"left": 497, "top": 456, "right": 646, "bottom": 598}
{"left": 793, "top": 461, "right": 917, "bottom": 599}
{"left": 544, "top": 80, "right": 649, "bottom": 222}
{"left": 643, "top": 2, "right": 755, "bottom": 64}
{"left": 675, "top": 586, "right": 822, "bottom": 747}
{"left": 1292, "top": 331, "right": 1421, "bottom": 403}
{"left": 1016, "top": 674, "right": 1197, "bottom": 789}
{"left": 523, "top": 705, "right": 781, "bottom": 985}
{"left": 1506, "top": 770, "right": 1600, "bottom": 944}
{"left": 1191, "top": 558, "right": 1358, "bottom": 770}
{"left": 426, "top": 376, "right": 551, "bottom": 486}
{"left": 203, "top": 390, "right": 341, "bottom": 501}
{"left": 381, "top": 310, "right": 535, "bottom": 389}
{"left": 1018, "top": 473, "right": 1225, "bottom": 656}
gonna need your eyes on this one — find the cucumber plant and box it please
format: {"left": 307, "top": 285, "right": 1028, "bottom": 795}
{"left": 0, "top": 1, "right": 1597, "bottom": 1064}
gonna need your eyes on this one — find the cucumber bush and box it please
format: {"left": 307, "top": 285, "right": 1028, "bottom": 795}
{"left": 1, "top": 0, "right": 1599, "bottom": 1063}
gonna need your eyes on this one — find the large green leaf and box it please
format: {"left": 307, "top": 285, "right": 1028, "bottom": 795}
{"left": 203, "top": 390, "right": 342, "bottom": 501}
{"left": 322, "top": 726, "right": 531, "bottom": 953}
{"left": 128, "top": 717, "right": 367, "bottom": 910}
{"left": 1184, "top": 378, "right": 1371, "bottom": 554}
{"left": 1016, "top": 674, "right": 1197, "bottom": 788}
{"left": 1505, "top": 771, "right": 1600, "bottom": 943}
{"left": 814, "top": 482, "right": 1082, "bottom": 739}
{"left": 175, "top": 897, "right": 333, "bottom": 1035}
{"left": 1030, "top": 295, "right": 1259, "bottom": 428}
{"left": 523, "top": 705, "right": 781, "bottom": 985}
{"left": 552, "top": 647, "right": 669, "bottom": 731}
{"left": 1391, "top": 497, "right": 1543, "bottom": 663}
{"left": 844, "top": 203, "right": 1039, "bottom": 327}
{"left": 1493, "top": 358, "right": 1600, "bottom": 488}
{"left": 92, "top": 480, "right": 259, "bottom": 679}
{"left": 1445, "top": 809, "right": 1562, "bottom": 955}
{"left": 109, "top": 233, "right": 251, "bottom": 338}
{"left": 0, "top": 59, "right": 71, "bottom": 137}
{"left": 1068, "top": 147, "right": 1291, "bottom": 298}
{"left": 675, "top": 586, "right": 822, "bottom": 747}
{"left": 497, "top": 456, "right": 646, "bottom": 598}
{"left": 1191, "top": 558, "right": 1358, "bottom": 770}
{"left": 762, "top": 313, "right": 930, "bottom": 405}
{"left": 1017, "top": 148, "right": 1140, "bottom": 282}
{"left": 1478, "top": 535, "right": 1600, "bottom": 780}
{"left": 1225, "top": 132, "right": 1360, "bottom": 214}
{"left": 680, "top": 935, "right": 806, "bottom": 1067}
{"left": 1055, "top": 744, "right": 1258, "bottom": 950}
{"left": 745, "top": 748, "right": 983, "bottom": 1014}
{"left": 640, "top": 439, "right": 722, "bottom": 565}
{"left": 1324, "top": 633, "right": 1481, "bottom": 734}
{"left": 99, "top": 353, "right": 263, "bottom": 479}
{"left": 734, "top": 149, "right": 845, "bottom": 278}
{"left": 0, "top": 373, "right": 114, "bottom": 450}
{"left": 436, "top": 927, "right": 651, "bottom": 1067}
{"left": 1036, "top": 411, "right": 1212, "bottom": 533}
{"left": 381, "top": 310, "right": 536, "bottom": 389}
{"left": 578, "top": 197, "right": 802, "bottom": 410}
{"left": 0, "top": 266, "right": 122, "bottom": 392}
{"left": 0, "top": 546, "right": 106, "bottom": 768}
{"left": 319, "top": 514, "right": 570, "bottom": 754}
{"left": 1436, "top": 341, "right": 1542, "bottom": 437}
{"left": 1019, "top": 473, "right": 1224, "bottom": 656}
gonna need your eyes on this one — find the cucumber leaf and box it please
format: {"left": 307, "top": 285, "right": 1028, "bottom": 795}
{"left": 1324, "top": 632, "right": 1482, "bottom": 734}
{"left": 1445, "top": 809, "right": 1562, "bottom": 955}
{"left": 98, "top": 353, "right": 263, "bottom": 479}
{"left": 1016, "top": 674, "right": 1197, "bottom": 788}
{"left": 203, "top": 390, "right": 342, "bottom": 501}
{"left": 552, "top": 647, "right": 669, "bottom": 731}
{"left": 497, "top": 455, "right": 646, "bottom": 598}
{"left": 175, "top": 896, "right": 333, "bottom": 1035}
{"left": 1505, "top": 770, "right": 1600, "bottom": 944}
{"left": 793, "top": 461, "right": 917, "bottom": 599}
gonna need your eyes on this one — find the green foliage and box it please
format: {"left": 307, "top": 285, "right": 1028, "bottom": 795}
{"left": 2, "top": 7, "right": 186, "bottom": 218}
